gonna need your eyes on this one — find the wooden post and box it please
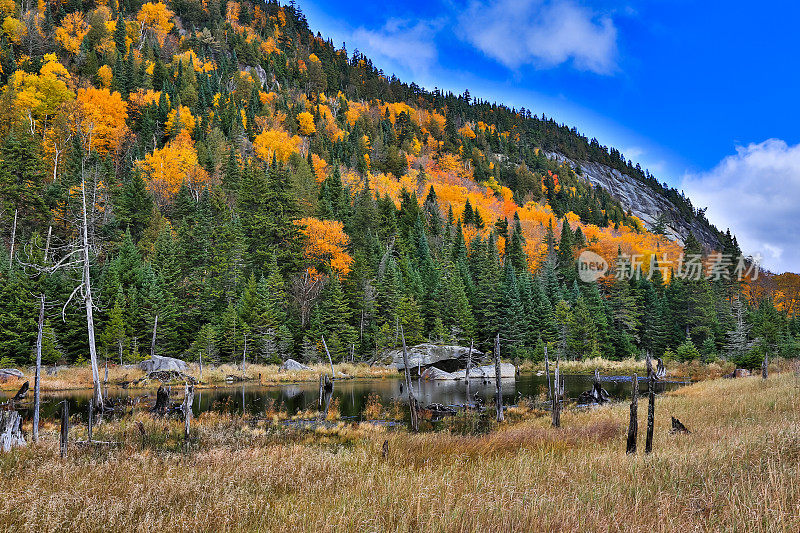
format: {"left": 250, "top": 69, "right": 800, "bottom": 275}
{"left": 645, "top": 373, "right": 655, "bottom": 454}
{"left": 626, "top": 374, "right": 638, "bottom": 454}
{"left": 762, "top": 352, "right": 768, "bottom": 380}
{"left": 183, "top": 383, "right": 194, "bottom": 440}
{"left": 544, "top": 344, "right": 551, "bottom": 401}
{"left": 33, "top": 293, "right": 45, "bottom": 443}
{"left": 87, "top": 399, "right": 93, "bottom": 443}
{"left": 495, "top": 334, "right": 504, "bottom": 423}
{"left": 465, "top": 339, "right": 473, "bottom": 408}
{"left": 400, "top": 326, "right": 419, "bottom": 432}
{"left": 60, "top": 401, "right": 69, "bottom": 458}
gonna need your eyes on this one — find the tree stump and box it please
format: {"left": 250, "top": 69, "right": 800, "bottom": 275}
{"left": 150, "top": 385, "right": 169, "bottom": 416}
{"left": 0, "top": 411, "right": 26, "bottom": 452}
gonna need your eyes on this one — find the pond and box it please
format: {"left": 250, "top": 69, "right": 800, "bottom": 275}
{"left": 3, "top": 373, "right": 689, "bottom": 422}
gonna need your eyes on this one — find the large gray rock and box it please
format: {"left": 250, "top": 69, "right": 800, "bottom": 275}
{"left": 421, "top": 363, "right": 516, "bottom": 381}
{"left": 388, "top": 344, "right": 483, "bottom": 372}
{"left": 280, "top": 359, "right": 312, "bottom": 371}
{"left": 420, "top": 367, "right": 455, "bottom": 380}
{"left": 451, "top": 363, "right": 516, "bottom": 380}
{"left": 0, "top": 369, "right": 23, "bottom": 379}
{"left": 139, "top": 355, "right": 188, "bottom": 374}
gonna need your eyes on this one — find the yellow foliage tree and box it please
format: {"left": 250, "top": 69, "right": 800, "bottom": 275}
{"left": 138, "top": 130, "right": 209, "bottom": 203}
{"left": 297, "top": 111, "right": 316, "bottom": 136}
{"left": 2, "top": 16, "right": 25, "bottom": 44}
{"left": 6, "top": 53, "right": 73, "bottom": 132}
{"left": 97, "top": 65, "right": 113, "bottom": 88}
{"left": 253, "top": 128, "right": 302, "bottom": 163}
{"left": 137, "top": 2, "right": 174, "bottom": 45}
{"left": 55, "top": 12, "right": 89, "bottom": 54}
{"left": 164, "top": 105, "right": 196, "bottom": 135}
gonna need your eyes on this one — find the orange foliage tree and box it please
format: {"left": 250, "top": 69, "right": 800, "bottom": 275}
{"left": 297, "top": 217, "right": 353, "bottom": 276}
{"left": 75, "top": 87, "right": 128, "bottom": 156}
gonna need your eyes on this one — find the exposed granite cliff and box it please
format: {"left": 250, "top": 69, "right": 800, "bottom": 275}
{"left": 548, "top": 152, "right": 721, "bottom": 251}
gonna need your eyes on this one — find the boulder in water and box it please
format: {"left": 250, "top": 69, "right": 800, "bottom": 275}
{"left": 139, "top": 355, "right": 188, "bottom": 374}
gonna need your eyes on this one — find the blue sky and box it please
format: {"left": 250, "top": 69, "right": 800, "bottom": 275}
{"left": 299, "top": 0, "right": 800, "bottom": 273}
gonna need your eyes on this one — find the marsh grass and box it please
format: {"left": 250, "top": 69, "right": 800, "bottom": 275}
{"left": 0, "top": 362, "right": 400, "bottom": 393}
{"left": 1, "top": 372, "right": 798, "bottom": 531}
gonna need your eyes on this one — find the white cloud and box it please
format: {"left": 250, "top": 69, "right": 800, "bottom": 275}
{"left": 457, "top": 0, "right": 618, "bottom": 74}
{"left": 681, "top": 139, "right": 800, "bottom": 273}
{"left": 350, "top": 19, "right": 441, "bottom": 79}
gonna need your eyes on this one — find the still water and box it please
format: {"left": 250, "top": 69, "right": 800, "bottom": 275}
{"left": 4, "top": 373, "right": 688, "bottom": 421}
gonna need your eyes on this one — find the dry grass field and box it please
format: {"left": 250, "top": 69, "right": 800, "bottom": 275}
{"left": 1, "top": 367, "right": 798, "bottom": 532}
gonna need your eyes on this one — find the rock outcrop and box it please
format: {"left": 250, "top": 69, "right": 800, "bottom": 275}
{"left": 139, "top": 355, "right": 188, "bottom": 374}
{"left": 388, "top": 344, "right": 483, "bottom": 373}
{"left": 547, "top": 152, "right": 721, "bottom": 251}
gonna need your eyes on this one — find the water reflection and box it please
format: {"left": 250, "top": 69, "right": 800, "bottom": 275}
{"left": 3, "top": 373, "right": 688, "bottom": 421}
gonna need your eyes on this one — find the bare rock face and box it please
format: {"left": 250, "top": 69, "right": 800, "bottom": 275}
{"left": 139, "top": 355, "right": 188, "bottom": 374}
{"left": 546, "top": 152, "right": 721, "bottom": 251}
{"left": 420, "top": 367, "right": 455, "bottom": 380}
{"left": 280, "top": 359, "right": 312, "bottom": 371}
{"left": 388, "top": 344, "right": 483, "bottom": 372}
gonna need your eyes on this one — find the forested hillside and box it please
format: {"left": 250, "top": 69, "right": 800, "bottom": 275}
{"left": 0, "top": 0, "right": 797, "bottom": 368}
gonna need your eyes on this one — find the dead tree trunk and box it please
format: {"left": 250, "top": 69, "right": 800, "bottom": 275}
{"left": 9, "top": 207, "right": 18, "bottom": 263}
{"left": 400, "top": 326, "right": 419, "bottom": 432}
{"left": 81, "top": 174, "right": 103, "bottom": 409}
{"left": 150, "top": 315, "right": 158, "bottom": 358}
{"left": 321, "top": 334, "right": 336, "bottom": 380}
{"left": 545, "top": 344, "right": 551, "bottom": 401}
{"left": 183, "top": 383, "right": 194, "bottom": 439}
{"left": 551, "top": 355, "right": 561, "bottom": 428}
{"left": 645, "top": 373, "right": 655, "bottom": 454}
{"left": 762, "top": 352, "right": 769, "bottom": 380}
{"left": 494, "top": 334, "right": 504, "bottom": 423}
{"left": 465, "top": 339, "right": 473, "bottom": 408}
{"left": 33, "top": 293, "right": 45, "bottom": 443}
{"left": 60, "top": 401, "right": 69, "bottom": 457}
{"left": 627, "top": 374, "right": 639, "bottom": 454}
{"left": 87, "top": 398, "right": 93, "bottom": 443}
{"left": 0, "top": 410, "right": 26, "bottom": 452}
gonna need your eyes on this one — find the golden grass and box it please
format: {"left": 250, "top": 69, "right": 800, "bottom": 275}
{"left": 0, "top": 362, "right": 400, "bottom": 393}
{"left": 1, "top": 369, "right": 798, "bottom": 531}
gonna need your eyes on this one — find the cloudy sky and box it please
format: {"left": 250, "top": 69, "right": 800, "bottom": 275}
{"left": 300, "top": 0, "right": 800, "bottom": 273}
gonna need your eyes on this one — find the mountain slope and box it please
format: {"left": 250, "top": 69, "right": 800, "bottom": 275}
{"left": 0, "top": 0, "right": 795, "bottom": 369}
